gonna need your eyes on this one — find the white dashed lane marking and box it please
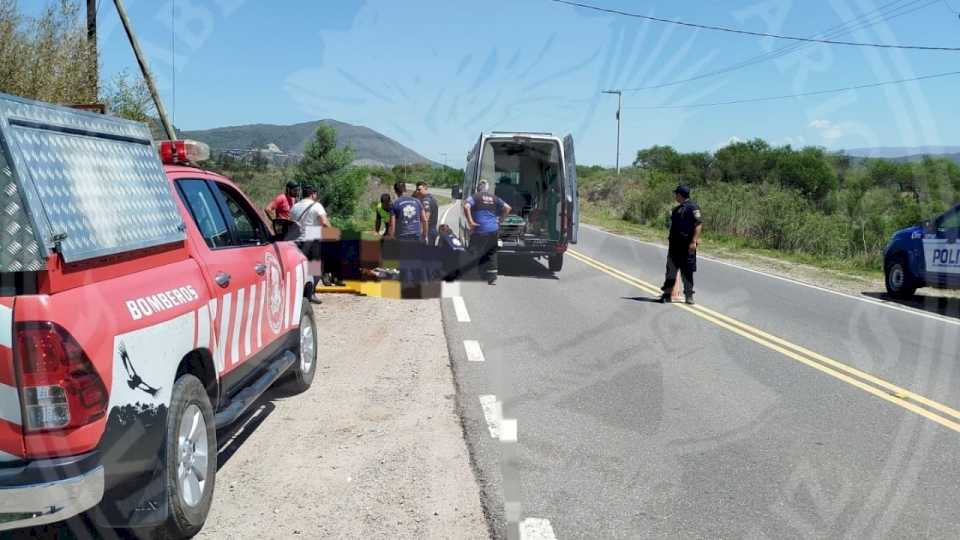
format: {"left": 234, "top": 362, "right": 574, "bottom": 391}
{"left": 464, "top": 340, "right": 485, "bottom": 362}
{"left": 520, "top": 518, "right": 558, "bottom": 540}
{"left": 479, "top": 395, "right": 501, "bottom": 438}
{"left": 499, "top": 418, "right": 518, "bottom": 442}
{"left": 441, "top": 280, "right": 461, "bottom": 297}
{"left": 452, "top": 296, "right": 471, "bottom": 322}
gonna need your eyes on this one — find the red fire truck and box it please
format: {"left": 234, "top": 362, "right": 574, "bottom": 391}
{"left": 0, "top": 93, "right": 317, "bottom": 537}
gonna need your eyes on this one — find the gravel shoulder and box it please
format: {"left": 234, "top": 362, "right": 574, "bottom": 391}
{"left": 199, "top": 295, "right": 488, "bottom": 539}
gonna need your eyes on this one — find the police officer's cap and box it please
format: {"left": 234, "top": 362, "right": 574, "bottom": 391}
{"left": 674, "top": 185, "right": 691, "bottom": 198}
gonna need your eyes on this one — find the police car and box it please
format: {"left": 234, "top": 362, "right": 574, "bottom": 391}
{"left": 883, "top": 204, "right": 960, "bottom": 298}
{"left": 0, "top": 93, "right": 317, "bottom": 537}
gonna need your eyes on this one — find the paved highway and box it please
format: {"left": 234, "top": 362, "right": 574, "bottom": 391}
{"left": 439, "top": 204, "right": 960, "bottom": 539}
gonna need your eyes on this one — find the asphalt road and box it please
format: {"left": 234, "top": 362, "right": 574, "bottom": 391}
{"left": 439, "top": 205, "right": 960, "bottom": 539}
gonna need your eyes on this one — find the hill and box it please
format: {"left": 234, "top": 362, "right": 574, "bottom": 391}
{"left": 891, "top": 152, "right": 960, "bottom": 166}
{"left": 179, "top": 120, "right": 434, "bottom": 168}
{"left": 845, "top": 146, "right": 960, "bottom": 159}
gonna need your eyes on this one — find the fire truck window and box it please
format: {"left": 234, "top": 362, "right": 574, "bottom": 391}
{"left": 215, "top": 184, "right": 267, "bottom": 246}
{"left": 176, "top": 179, "right": 231, "bottom": 249}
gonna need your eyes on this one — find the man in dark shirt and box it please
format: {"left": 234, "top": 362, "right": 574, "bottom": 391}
{"left": 464, "top": 179, "right": 511, "bottom": 285}
{"left": 659, "top": 185, "right": 703, "bottom": 304}
{"left": 389, "top": 181, "right": 427, "bottom": 242}
{"left": 414, "top": 181, "right": 440, "bottom": 245}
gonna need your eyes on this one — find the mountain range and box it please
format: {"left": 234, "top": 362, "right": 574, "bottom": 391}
{"left": 178, "top": 120, "right": 435, "bottom": 168}
{"left": 845, "top": 146, "right": 960, "bottom": 165}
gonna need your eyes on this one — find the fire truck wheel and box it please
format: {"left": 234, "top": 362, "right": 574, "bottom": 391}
{"left": 158, "top": 374, "right": 217, "bottom": 539}
{"left": 285, "top": 302, "right": 318, "bottom": 393}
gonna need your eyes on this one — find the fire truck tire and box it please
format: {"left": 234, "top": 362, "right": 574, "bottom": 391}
{"left": 548, "top": 253, "right": 564, "bottom": 272}
{"left": 284, "top": 302, "right": 318, "bottom": 393}
{"left": 158, "top": 374, "right": 217, "bottom": 539}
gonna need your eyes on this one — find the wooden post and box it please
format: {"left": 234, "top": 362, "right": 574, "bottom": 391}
{"left": 87, "top": 0, "right": 97, "bottom": 100}
{"left": 112, "top": 0, "right": 177, "bottom": 140}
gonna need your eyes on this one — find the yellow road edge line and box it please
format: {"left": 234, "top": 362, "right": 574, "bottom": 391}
{"left": 571, "top": 249, "right": 960, "bottom": 422}
{"left": 691, "top": 303, "right": 960, "bottom": 422}
{"left": 568, "top": 249, "right": 960, "bottom": 433}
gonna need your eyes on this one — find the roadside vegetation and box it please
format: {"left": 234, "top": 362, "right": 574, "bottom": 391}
{"left": 579, "top": 140, "right": 960, "bottom": 274}
{"left": 200, "top": 130, "right": 460, "bottom": 235}
{"left": 1, "top": 1, "right": 458, "bottom": 237}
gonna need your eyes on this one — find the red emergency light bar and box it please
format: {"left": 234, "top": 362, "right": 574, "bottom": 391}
{"left": 159, "top": 139, "right": 210, "bottom": 165}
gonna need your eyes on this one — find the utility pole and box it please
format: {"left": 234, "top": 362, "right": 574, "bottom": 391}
{"left": 602, "top": 89, "right": 622, "bottom": 174}
{"left": 112, "top": 0, "right": 177, "bottom": 140}
{"left": 87, "top": 0, "right": 97, "bottom": 100}
{"left": 440, "top": 153, "right": 448, "bottom": 169}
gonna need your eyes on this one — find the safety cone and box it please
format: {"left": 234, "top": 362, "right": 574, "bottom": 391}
{"left": 670, "top": 270, "right": 683, "bottom": 303}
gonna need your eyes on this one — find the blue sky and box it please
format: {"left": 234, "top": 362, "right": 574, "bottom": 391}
{"left": 31, "top": 0, "right": 960, "bottom": 165}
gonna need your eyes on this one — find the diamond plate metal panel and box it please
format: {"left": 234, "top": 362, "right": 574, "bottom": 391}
{"left": 0, "top": 94, "right": 151, "bottom": 141}
{"left": 0, "top": 143, "right": 44, "bottom": 272}
{"left": 0, "top": 92, "right": 185, "bottom": 265}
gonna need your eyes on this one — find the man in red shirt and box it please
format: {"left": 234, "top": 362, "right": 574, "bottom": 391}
{"left": 264, "top": 181, "right": 299, "bottom": 221}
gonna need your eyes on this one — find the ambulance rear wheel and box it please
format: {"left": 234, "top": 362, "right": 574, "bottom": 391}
{"left": 158, "top": 374, "right": 217, "bottom": 539}
{"left": 885, "top": 255, "right": 917, "bottom": 299}
{"left": 548, "top": 254, "right": 564, "bottom": 272}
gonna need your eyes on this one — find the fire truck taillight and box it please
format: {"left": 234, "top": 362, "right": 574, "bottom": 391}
{"left": 14, "top": 322, "right": 108, "bottom": 432}
{"left": 159, "top": 139, "right": 210, "bottom": 165}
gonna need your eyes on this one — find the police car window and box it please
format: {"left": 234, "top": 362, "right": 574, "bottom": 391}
{"left": 176, "top": 179, "right": 231, "bottom": 249}
{"left": 215, "top": 184, "right": 267, "bottom": 246}
{"left": 940, "top": 210, "right": 960, "bottom": 230}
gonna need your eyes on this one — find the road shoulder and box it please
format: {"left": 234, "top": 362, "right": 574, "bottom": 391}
{"left": 200, "top": 295, "right": 488, "bottom": 539}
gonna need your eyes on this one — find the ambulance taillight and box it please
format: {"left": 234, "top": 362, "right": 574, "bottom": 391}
{"left": 159, "top": 139, "right": 210, "bottom": 165}
{"left": 14, "top": 322, "right": 108, "bottom": 432}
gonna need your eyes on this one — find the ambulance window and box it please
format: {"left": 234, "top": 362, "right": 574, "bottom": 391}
{"left": 214, "top": 183, "right": 268, "bottom": 246}
{"left": 177, "top": 179, "right": 231, "bottom": 249}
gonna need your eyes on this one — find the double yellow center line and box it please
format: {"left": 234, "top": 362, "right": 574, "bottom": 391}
{"left": 568, "top": 249, "right": 960, "bottom": 434}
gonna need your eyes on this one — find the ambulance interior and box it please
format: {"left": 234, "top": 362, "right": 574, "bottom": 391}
{"left": 479, "top": 139, "right": 563, "bottom": 240}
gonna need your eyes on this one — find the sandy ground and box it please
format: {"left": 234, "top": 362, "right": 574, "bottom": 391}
{"left": 198, "top": 295, "right": 488, "bottom": 539}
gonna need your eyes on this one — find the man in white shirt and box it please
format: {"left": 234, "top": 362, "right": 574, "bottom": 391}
{"left": 291, "top": 185, "right": 331, "bottom": 304}
{"left": 291, "top": 185, "right": 331, "bottom": 241}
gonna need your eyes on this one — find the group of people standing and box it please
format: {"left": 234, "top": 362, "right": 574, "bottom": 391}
{"left": 376, "top": 179, "right": 510, "bottom": 285}
{"left": 266, "top": 178, "right": 703, "bottom": 298}
{"left": 375, "top": 181, "right": 440, "bottom": 245}
{"left": 264, "top": 180, "right": 332, "bottom": 305}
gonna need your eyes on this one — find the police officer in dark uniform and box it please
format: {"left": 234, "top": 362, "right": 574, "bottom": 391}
{"left": 659, "top": 185, "right": 703, "bottom": 304}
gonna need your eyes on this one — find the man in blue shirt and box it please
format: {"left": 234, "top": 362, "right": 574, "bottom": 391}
{"left": 389, "top": 181, "right": 427, "bottom": 242}
{"left": 464, "top": 179, "right": 512, "bottom": 285}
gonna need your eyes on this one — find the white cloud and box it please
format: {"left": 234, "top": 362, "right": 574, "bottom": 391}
{"left": 782, "top": 136, "right": 807, "bottom": 147}
{"left": 809, "top": 119, "right": 845, "bottom": 141}
{"left": 713, "top": 136, "right": 743, "bottom": 151}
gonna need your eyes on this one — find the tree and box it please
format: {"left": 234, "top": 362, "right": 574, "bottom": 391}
{"left": 771, "top": 147, "right": 838, "bottom": 200}
{"left": 634, "top": 145, "right": 683, "bottom": 172}
{"left": 101, "top": 70, "right": 154, "bottom": 123}
{"left": 295, "top": 125, "right": 357, "bottom": 218}
{"left": 713, "top": 139, "right": 772, "bottom": 184}
{"left": 0, "top": 0, "right": 97, "bottom": 104}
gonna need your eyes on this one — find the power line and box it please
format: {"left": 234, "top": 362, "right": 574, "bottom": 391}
{"left": 624, "top": 70, "right": 960, "bottom": 109}
{"left": 551, "top": 0, "right": 960, "bottom": 51}
{"left": 623, "top": 0, "right": 938, "bottom": 92}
